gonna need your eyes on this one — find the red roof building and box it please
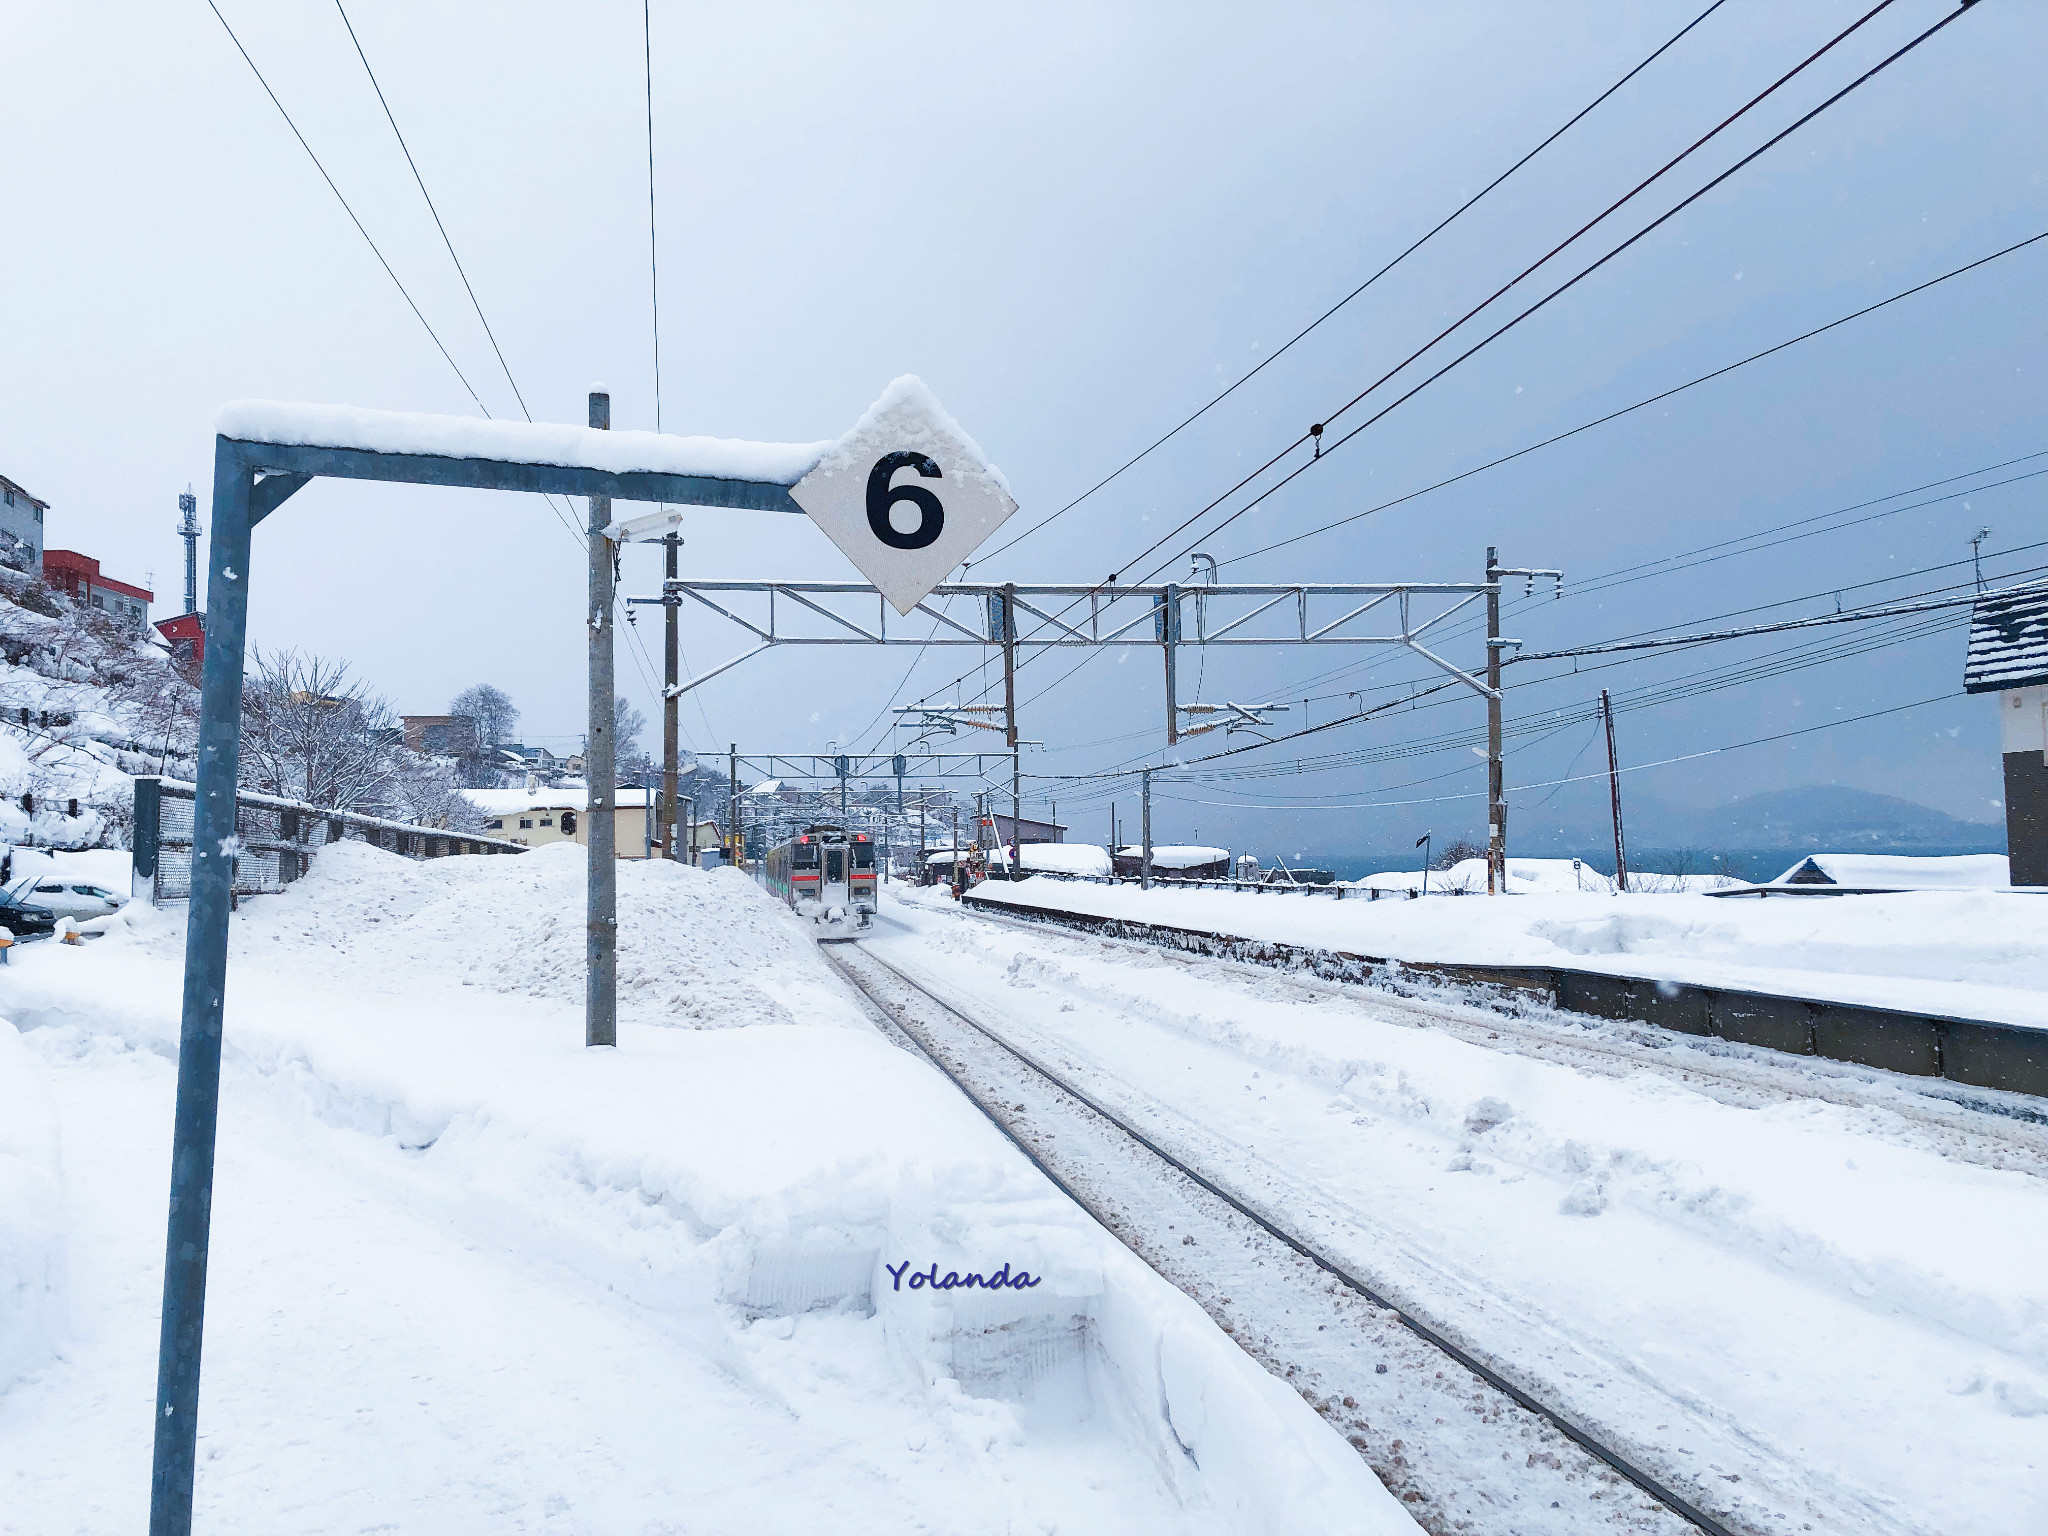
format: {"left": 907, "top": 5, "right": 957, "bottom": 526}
{"left": 156, "top": 610, "right": 205, "bottom": 666}
{"left": 42, "top": 549, "right": 153, "bottom": 630}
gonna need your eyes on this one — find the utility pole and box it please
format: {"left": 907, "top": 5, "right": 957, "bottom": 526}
{"left": 662, "top": 531, "right": 680, "bottom": 860}
{"left": 1003, "top": 581, "right": 1021, "bottom": 876}
{"left": 728, "top": 742, "right": 739, "bottom": 867}
{"left": 1160, "top": 586, "right": 1181, "bottom": 745}
{"left": 585, "top": 389, "right": 617, "bottom": 1050}
{"left": 951, "top": 805, "right": 960, "bottom": 894}
{"left": 1141, "top": 769, "right": 1154, "bottom": 890}
{"left": 1485, "top": 547, "right": 1505, "bottom": 897}
{"left": 1603, "top": 689, "right": 1629, "bottom": 892}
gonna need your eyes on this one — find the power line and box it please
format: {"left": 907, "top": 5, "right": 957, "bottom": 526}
{"left": 206, "top": 0, "right": 491, "bottom": 417}
{"left": 926, "top": 4, "right": 1975, "bottom": 719}
{"left": 1218, "top": 237, "right": 2048, "bottom": 570}
{"left": 967, "top": 0, "right": 1732, "bottom": 569}
{"left": 332, "top": 0, "right": 535, "bottom": 423}
{"left": 1113, "top": 0, "right": 1984, "bottom": 594}
{"left": 643, "top": 0, "right": 664, "bottom": 433}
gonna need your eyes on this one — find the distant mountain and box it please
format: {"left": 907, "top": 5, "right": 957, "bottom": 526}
{"left": 1642, "top": 784, "right": 2004, "bottom": 853}
{"left": 1227, "top": 782, "right": 2004, "bottom": 865}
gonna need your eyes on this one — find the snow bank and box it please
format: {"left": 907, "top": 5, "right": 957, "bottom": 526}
{"left": 1121, "top": 845, "right": 1229, "bottom": 870}
{"left": 1, "top": 843, "right": 1414, "bottom": 1531}
{"left": 216, "top": 400, "right": 834, "bottom": 486}
{"left": 1771, "top": 852, "right": 2012, "bottom": 888}
{"left": 0, "top": 1019, "right": 62, "bottom": 1391}
{"left": 971, "top": 875, "right": 2048, "bottom": 1028}
{"left": 1017, "top": 843, "right": 1111, "bottom": 877}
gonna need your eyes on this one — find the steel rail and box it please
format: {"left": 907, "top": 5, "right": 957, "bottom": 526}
{"left": 829, "top": 940, "right": 1742, "bottom": 1536}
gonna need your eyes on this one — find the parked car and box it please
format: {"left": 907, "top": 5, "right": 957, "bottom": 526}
{"left": 0, "top": 884, "right": 60, "bottom": 939}
{"left": 15, "top": 879, "right": 126, "bottom": 923}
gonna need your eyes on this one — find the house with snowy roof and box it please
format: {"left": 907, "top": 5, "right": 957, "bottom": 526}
{"left": 1964, "top": 581, "right": 2048, "bottom": 885}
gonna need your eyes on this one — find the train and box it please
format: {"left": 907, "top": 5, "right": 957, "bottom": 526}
{"left": 762, "top": 824, "right": 878, "bottom": 939}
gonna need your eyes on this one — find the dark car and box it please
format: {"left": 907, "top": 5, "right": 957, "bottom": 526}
{"left": 0, "top": 883, "right": 60, "bottom": 940}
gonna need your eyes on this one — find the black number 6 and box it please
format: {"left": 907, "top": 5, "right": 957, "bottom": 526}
{"left": 866, "top": 451, "right": 945, "bottom": 550}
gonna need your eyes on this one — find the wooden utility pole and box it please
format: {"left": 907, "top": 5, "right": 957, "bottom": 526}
{"left": 662, "top": 531, "right": 680, "bottom": 860}
{"left": 1485, "top": 547, "right": 1505, "bottom": 897}
{"left": 585, "top": 389, "right": 617, "bottom": 1049}
{"left": 1161, "top": 585, "right": 1180, "bottom": 744}
{"left": 1603, "top": 689, "right": 1629, "bottom": 892}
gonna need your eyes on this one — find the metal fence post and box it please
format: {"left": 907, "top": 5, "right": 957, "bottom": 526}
{"left": 586, "top": 389, "right": 617, "bottom": 1049}
{"left": 149, "top": 442, "right": 255, "bottom": 1536}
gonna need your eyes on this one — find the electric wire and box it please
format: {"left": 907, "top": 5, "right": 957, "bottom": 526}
{"left": 967, "top": 0, "right": 1732, "bottom": 569}
{"left": 643, "top": 0, "right": 664, "bottom": 433}
{"left": 920, "top": 5, "right": 1981, "bottom": 722}
{"left": 1217, "top": 237, "right": 2048, "bottom": 570}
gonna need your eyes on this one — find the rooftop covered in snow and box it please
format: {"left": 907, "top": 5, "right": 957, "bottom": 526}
{"left": 1964, "top": 581, "right": 2048, "bottom": 694}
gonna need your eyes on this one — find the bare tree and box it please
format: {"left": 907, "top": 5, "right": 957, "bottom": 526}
{"left": 449, "top": 683, "right": 518, "bottom": 748}
{"left": 238, "top": 650, "right": 396, "bottom": 810}
{"left": 613, "top": 692, "right": 651, "bottom": 779}
{"left": 384, "top": 749, "right": 486, "bottom": 832}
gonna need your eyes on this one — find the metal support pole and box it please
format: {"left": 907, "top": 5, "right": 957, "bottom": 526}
{"left": 1485, "top": 547, "right": 1505, "bottom": 897}
{"left": 728, "top": 742, "right": 739, "bottom": 866}
{"left": 951, "top": 805, "right": 960, "bottom": 894}
{"left": 1603, "top": 689, "right": 1629, "bottom": 892}
{"left": 150, "top": 443, "right": 256, "bottom": 1536}
{"left": 1140, "top": 768, "right": 1154, "bottom": 890}
{"left": 1002, "top": 582, "right": 1020, "bottom": 876}
{"left": 585, "top": 390, "right": 617, "bottom": 1049}
{"left": 662, "top": 532, "right": 680, "bottom": 860}
{"left": 1161, "top": 585, "right": 1180, "bottom": 745}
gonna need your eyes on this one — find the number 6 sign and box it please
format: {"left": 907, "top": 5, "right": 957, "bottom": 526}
{"left": 792, "top": 375, "right": 1019, "bottom": 614}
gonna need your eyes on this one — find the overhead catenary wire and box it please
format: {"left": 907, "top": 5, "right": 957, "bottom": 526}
{"left": 923, "top": 5, "right": 1978, "bottom": 722}
{"left": 1216, "top": 236, "right": 2048, "bottom": 571}
{"left": 966, "top": 0, "right": 1733, "bottom": 569}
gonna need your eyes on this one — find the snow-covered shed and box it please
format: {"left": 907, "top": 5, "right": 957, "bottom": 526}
{"left": 1965, "top": 582, "right": 2048, "bottom": 885}
{"left": 1112, "top": 844, "right": 1230, "bottom": 878}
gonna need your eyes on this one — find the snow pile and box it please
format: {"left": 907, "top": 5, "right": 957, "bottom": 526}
{"left": 800, "top": 374, "right": 1012, "bottom": 498}
{"left": 1349, "top": 857, "right": 1739, "bottom": 895}
{"left": 216, "top": 400, "right": 834, "bottom": 487}
{"left": 0, "top": 1019, "right": 62, "bottom": 1392}
{"left": 0, "top": 842, "right": 1412, "bottom": 1530}
{"left": 1017, "top": 843, "right": 1111, "bottom": 877}
{"left": 1121, "top": 845, "right": 1230, "bottom": 870}
{"left": 1770, "top": 852, "right": 2012, "bottom": 888}
{"left": 971, "top": 874, "right": 2048, "bottom": 1027}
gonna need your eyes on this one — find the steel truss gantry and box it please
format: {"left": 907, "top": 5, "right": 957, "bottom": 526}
{"left": 628, "top": 578, "right": 1509, "bottom": 739}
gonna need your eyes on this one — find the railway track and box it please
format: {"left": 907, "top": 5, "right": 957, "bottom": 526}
{"left": 932, "top": 894, "right": 2048, "bottom": 1176}
{"left": 824, "top": 938, "right": 1767, "bottom": 1536}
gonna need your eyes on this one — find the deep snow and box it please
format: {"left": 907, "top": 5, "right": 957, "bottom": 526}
{"left": 882, "top": 885, "right": 2048, "bottom": 1534}
{"left": 0, "top": 841, "right": 1412, "bottom": 1533}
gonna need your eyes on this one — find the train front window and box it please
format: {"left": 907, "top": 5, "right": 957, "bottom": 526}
{"left": 825, "top": 849, "right": 845, "bottom": 882}
{"left": 852, "top": 843, "right": 874, "bottom": 869}
{"left": 792, "top": 841, "right": 819, "bottom": 868}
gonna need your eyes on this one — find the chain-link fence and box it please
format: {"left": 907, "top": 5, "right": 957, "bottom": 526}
{"left": 131, "top": 775, "right": 527, "bottom": 905}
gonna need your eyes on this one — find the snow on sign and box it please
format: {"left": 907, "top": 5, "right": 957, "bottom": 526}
{"left": 791, "top": 375, "right": 1018, "bottom": 615}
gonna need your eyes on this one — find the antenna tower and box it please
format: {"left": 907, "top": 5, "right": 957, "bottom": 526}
{"left": 177, "top": 487, "right": 201, "bottom": 614}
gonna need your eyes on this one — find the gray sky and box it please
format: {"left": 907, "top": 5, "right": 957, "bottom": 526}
{"left": 3, "top": 1, "right": 2041, "bottom": 849}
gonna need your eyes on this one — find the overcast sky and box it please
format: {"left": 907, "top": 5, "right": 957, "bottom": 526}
{"left": 3, "top": 1, "right": 2041, "bottom": 850}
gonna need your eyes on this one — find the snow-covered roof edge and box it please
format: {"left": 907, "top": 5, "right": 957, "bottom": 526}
{"left": 1964, "top": 582, "right": 2048, "bottom": 694}
{"left": 216, "top": 401, "right": 835, "bottom": 487}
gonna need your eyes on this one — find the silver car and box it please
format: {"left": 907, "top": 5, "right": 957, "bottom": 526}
{"left": 14, "top": 879, "right": 127, "bottom": 923}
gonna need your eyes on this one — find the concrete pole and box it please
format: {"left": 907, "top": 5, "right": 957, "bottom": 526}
{"left": 1141, "top": 768, "right": 1154, "bottom": 890}
{"left": 586, "top": 389, "right": 617, "bottom": 1049}
{"left": 1161, "top": 585, "right": 1180, "bottom": 745}
{"left": 1486, "top": 547, "right": 1505, "bottom": 897}
{"left": 1003, "top": 582, "right": 1020, "bottom": 877}
{"left": 728, "top": 742, "right": 739, "bottom": 866}
{"left": 1603, "top": 689, "right": 1630, "bottom": 892}
{"left": 662, "top": 531, "right": 680, "bottom": 860}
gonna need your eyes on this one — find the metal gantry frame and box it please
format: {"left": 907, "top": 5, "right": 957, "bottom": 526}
{"left": 152, "top": 398, "right": 808, "bottom": 1536}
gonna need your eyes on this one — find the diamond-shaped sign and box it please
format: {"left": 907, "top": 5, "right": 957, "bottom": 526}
{"left": 791, "top": 376, "right": 1018, "bottom": 615}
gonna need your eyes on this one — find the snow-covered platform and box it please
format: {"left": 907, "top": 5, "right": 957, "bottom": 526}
{"left": 963, "top": 871, "right": 2048, "bottom": 1096}
{"left": 0, "top": 841, "right": 1413, "bottom": 1532}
